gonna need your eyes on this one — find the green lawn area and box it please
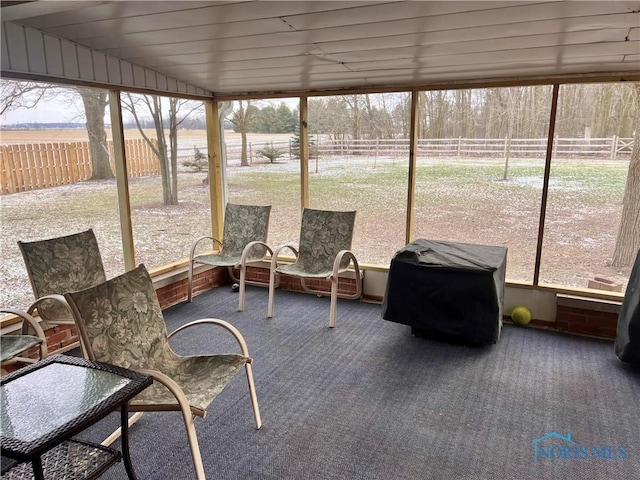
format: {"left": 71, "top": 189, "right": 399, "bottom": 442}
{"left": 1, "top": 156, "right": 631, "bottom": 312}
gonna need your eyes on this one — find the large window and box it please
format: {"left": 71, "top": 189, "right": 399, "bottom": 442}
{"left": 412, "top": 87, "right": 551, "bottom": 282}
{"left": 2, "top": 77, "right": 636, "bottom": 311}
{"left": 539, "top": 83, "right": 637, "bottom": 291}
{"left": 121, "top": 93, "right": 209, "bottom": 271}
{"left": 0, "top": 81, "right": 123, "bottom": 311}
{"left": 223, "top": 99, "right": 302, "bottom": 248}
{"left": 308, "top": 93, "right": 410, "bottom": 265}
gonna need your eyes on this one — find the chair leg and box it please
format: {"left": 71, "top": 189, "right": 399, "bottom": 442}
{"left": 182, "top": 412, "right": 206, "bottom": 480}
{"left": 267, "top": 265, "right": 277, "bottom": 318}
{"left": 245, "top": 363, "right": 262, "bottom": 429}
{"left": 329, "top": 276, "right": 338, "bottom": 328}
{"left": 187, "top": 260, "right": 194, "bottom": 302}
{"left": 101, "top": 411, "right": 144, "bottom": 446}
{"left": 238, "top": 264, "right": 246, "bottom": 312}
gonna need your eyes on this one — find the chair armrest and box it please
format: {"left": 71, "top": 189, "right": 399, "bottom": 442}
{"left": 26, "top": 294, "right": 73, "bottom": 322}
{"left": 0, "top": 308, "right": 46, "bottom": 339}
{"left": 239, "top": 241, "right": 273, "bottom": 265}
{"left": 332, "top": 250, "right": 363, "bottom": 299}
{"left": 167, "top": 319, "right": 252, "bottom": 358}
{"left": 333, "top": 249, "right": 360, "bottom": 274}
{"left": 189, "top": 236, "right": 223, "bottom": 260}
{"left": 0, "top": 308, "right": 49, "bottom": 358}
{"left": 269, "top": 244, "right": 299, "bottom": 271}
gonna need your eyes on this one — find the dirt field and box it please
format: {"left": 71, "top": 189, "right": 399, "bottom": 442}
{"left": 0, "top": 128, "right": 287, "bottom": 145}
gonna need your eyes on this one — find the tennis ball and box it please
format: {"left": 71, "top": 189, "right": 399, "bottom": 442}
{"left": 511, "top": 306, "right": 532, "bottom": 326}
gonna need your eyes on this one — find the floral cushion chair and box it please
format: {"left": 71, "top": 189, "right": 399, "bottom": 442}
{"left": 188, "top": 203, "right": 274, "bottom": 309}
{"left": 64, "top": 264, "right": 262, "bottom": 480}
{"left": 265, "top": 208, "right": 363, "bottom": 328}
{"left": 18, "top": 229, "right": 106, "bottom": 355}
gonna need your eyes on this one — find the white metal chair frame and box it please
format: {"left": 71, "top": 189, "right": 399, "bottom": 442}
{"left": 266, "top": 245, "right": 363, "bottom": 328}
{"left": 188, "top": 237, "right": 280, "bottom": 308}
{"left": 187, "top": 204, "right": 274, "bottom": 305}
{"left": 97, "top": 319, "right": 262, "bottom": 480}
{"left": 64, "top": 265, "right": 262, "bottom": 480}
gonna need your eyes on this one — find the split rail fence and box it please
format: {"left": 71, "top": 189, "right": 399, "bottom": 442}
{"left": 0, "top": 139, "right": 158, "bottom": 194}
{"left": 232, "top": 135, "right": 633, "bottom": 164}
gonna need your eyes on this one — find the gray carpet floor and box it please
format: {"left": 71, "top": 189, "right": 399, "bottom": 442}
{"left": 77, "top": 285, "right": 638, "bottom": 480}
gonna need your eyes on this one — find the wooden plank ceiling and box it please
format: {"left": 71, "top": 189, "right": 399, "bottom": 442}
{"left": 2, "top": 0, "right": 639, "bottom": 96}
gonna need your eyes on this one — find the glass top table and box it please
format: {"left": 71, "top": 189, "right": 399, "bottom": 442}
{"left": 1, "top": 354, "right": 152, "bottom": 480}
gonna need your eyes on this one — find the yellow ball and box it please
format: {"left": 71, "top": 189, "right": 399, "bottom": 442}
{"left": 511, "top": 306, "right": 532, "bottom": 326}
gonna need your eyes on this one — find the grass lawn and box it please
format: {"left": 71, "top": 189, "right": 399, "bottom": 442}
{"left": 1, "top": 155, "right": 632, "bottom": 311}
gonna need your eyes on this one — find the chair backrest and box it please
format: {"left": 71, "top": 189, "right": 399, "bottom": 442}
{"left": 65, "top": 264, "right": 169, "bottom": 367}
{"left": 18, "top": 229, "right": 107, "bottom": 323}
{"left": 222, "top": 203, "right": 271, "bottom": 258}
{"left": 296, "top": 208, "right": 356, "bottom": 274}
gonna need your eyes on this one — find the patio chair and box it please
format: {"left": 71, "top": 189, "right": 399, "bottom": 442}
{"left": 0, "top": 308, "right": 48, "bottom": 374}
{"left": 18, "top": 229, "right": 106, "bottom": 356}
{"left": 188, "top": 203, "right": 274, "bottom": 309}
{"left": 64, "top": 264, "right": 262, "bottom": 480}
{"left": 266, "top": 208, "right": 363, "bottom": 328}
{"left": 18, "top": 228, "right": 106, "bottom": 327}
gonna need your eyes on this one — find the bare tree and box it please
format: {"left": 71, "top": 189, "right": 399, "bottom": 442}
{"left": 612, "top": 83, "right": 640, "bottom": 267}
{"left": 228, "top": 100, "right": 253, "bottom": 166}
{"left": 78, "top": 88, "right": 113, "bottom": 180}
{"left": 0, "top": 81, "right": 52, "bottom": 116}
{"left": 1, "top": 80, "right": 113, "bottom": 180}
{"left": 123, "top": 93, "right": 201, "bottom": 205}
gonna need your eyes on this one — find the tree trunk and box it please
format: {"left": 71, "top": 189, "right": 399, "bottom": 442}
{"left": 79, "top": 89, "right": 113, "bottom": 180}
{"left": 612, "top": 83, "right": 640, "bottom": 267}
{"left": 169, "top": 98, "right": 179, "bottom": 204}
{"left": 149, "top": 97, "right": 175, "bottom": 206}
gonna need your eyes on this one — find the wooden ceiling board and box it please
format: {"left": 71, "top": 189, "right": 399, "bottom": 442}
{"left": 3, "top": 1, "right": 638, "bottom": 96}
{"left": 23, "top": 1, "right": 384, "bottom": 37}
{"left": 80, "top": 11, "right": 637, "bottom": 61}
{"left": 312, "top": 13, "right": 640, "bottom": 54}
{"left": 343, "top": 42, "right": 638, "bottom": 70}
{"left": 324, "top": 31, "right": 631, "bottom": 64}
{"left": 17, "top": 2, "right": 237, "bottom": 29}
{"left": 280, "top": 1, "right": 545, "bottom": 30}
{"left": 281, "top": 0, "right": 638, "bottom": 31}
{"left": 205, "top": 55, "right": 632, "bottom": 89}
{"left": 0, "top": 1, "right": 107, "bottom": 23}
{"left": 132, "top": 32, "right": 635, "bottom": 74}
{"left": 165, "top": 62, "right": 351, "bottom": 80}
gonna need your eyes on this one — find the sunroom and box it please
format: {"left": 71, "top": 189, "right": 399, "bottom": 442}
{"left": 1, "top": 1, "right": 639, "bottom": 479}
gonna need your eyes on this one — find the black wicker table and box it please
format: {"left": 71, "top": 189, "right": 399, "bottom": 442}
{"left": 1, "top": 354, "right": 152, "bottom": 480}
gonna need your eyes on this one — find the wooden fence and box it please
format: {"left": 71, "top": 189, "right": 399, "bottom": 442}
{"left": 314, "top": 136, "right": 635, "bottom": 159}
{"left": 228, "top": 135, "right": 634, "bottom": 164}
{"left": 0, "top": 139, "right": 159, "bottom": 194}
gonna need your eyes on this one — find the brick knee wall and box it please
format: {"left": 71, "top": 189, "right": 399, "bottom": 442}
{"left": 554, "top": 304, "right": 619, "bottom": 338}
{"left": 156, "top": 267, "right": 230, "bottom": 309}
{"left": 554, "top": 295, "right": 621, "bottom": 339}
{"left": 242, "top": 265, "right": 359, "bottom": 296}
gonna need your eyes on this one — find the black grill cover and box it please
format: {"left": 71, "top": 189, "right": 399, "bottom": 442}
{"left": 615, "top": 250, "right": 640, "bottom": 365}
{"left": 382, "top": 239, "right": 507, "bottom": 345}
